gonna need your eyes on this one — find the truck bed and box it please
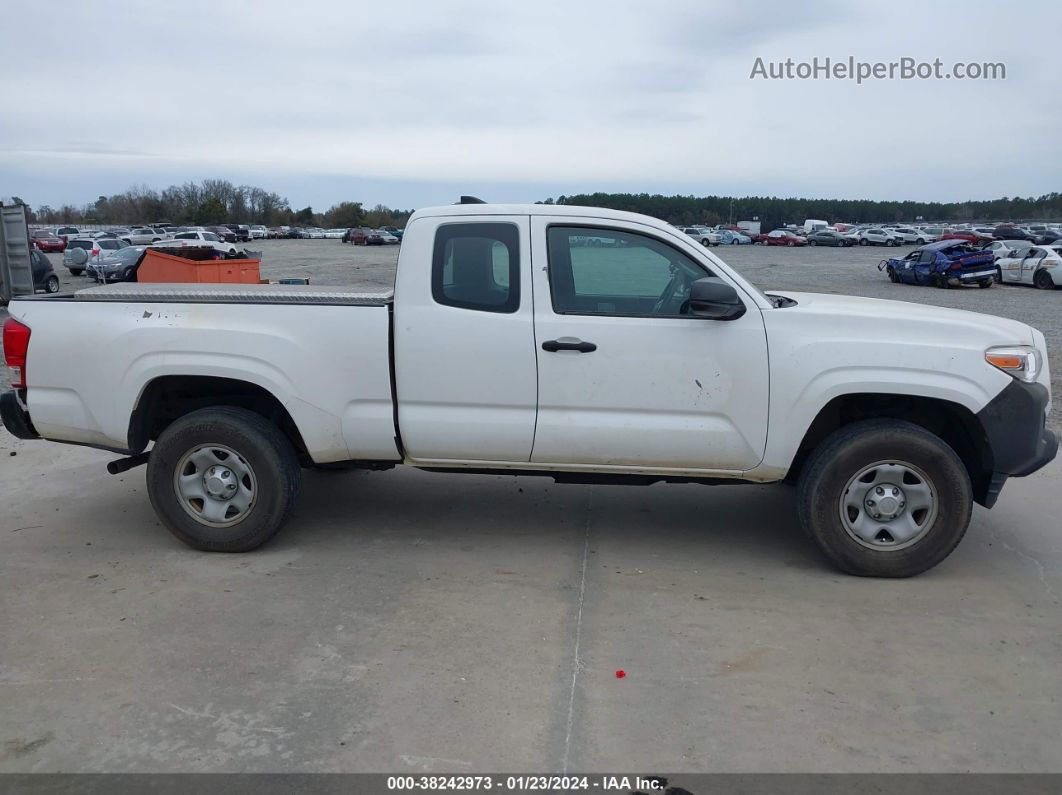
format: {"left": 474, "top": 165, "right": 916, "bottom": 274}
{"left": 9, "top": 285, "right": 400, "bottom": 463}
{"left": 73, "top": 282, "right": 394, "bottom": 306}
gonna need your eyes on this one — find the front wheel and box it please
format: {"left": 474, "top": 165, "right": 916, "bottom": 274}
{"left": 809, "top": 240, "right": 817, "bottom": 246}
{"left": 45, "top": 275, "right": 60, "bottom": 293}
{"left": 797, "top": 419, "right": 972, "bottom": 577}
{"left": 859, "top": 238, "right": 868, "bottom": 246}
{"left": 146, "top": 407, "right": 301, "bottom": 552}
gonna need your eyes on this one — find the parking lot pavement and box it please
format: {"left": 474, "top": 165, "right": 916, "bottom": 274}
{"left": 2, "top": 430, "right": 1060, "bottom": 772}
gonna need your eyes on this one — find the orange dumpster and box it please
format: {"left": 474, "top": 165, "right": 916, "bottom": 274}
{"left": 136, "top": 248, "right": 261, "bottom": 284}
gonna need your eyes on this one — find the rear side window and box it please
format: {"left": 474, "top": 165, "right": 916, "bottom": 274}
{"left": 99, "top": 240, "right": 121, "bottom": 250}
{"left": 69, "top": 240, "right": 93, "bottom": 250}
{"left": 431, "top": 223, "right": 519, "bottom": 313}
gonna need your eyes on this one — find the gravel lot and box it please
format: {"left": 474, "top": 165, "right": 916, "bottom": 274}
{"left": 23, "top": 238, "right": 1055, "bottom": 426}
{"left": 2, "top": 239, "right": 1060, "bottom": 774}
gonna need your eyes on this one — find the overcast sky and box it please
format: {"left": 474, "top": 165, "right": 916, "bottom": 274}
{"left": 2, "top": 0, "right": 1059, "bottom": 212}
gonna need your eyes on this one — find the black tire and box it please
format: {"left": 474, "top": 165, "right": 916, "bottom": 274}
{"left": 809, "top": 240, "right": 817, "bottom": 246}
{"left": 934, "top": 273, "right": 949, "bottom": 289}
{"left": 994, "top": 266, "right": 1003, "bottom": 284}
{"left": 797, "top": 419, "right": 972, "bottom": 577}
{"left": 69, "top": 268, "right": 83, "bottom": 276}
{"left": 887, "top": 267, "right": 900, "bottom": 283}
{"left": 146, "top": 407, "right": 301, "bottom": 552}
{"left": 45, "top": 275, "right": 60, "bottom": 293}
{"left": 859, "top": 238, "right": 868, "bottom": 246}
{"left": 978, "top": 278, "right": 993, "bottom": 289}
{"left": 1034, "top": 269, "right": 1055, "bottom": 290}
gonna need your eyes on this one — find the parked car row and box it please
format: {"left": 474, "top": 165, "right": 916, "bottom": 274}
{"left": 677, "top": 225, "right": 752, "bottom": 246}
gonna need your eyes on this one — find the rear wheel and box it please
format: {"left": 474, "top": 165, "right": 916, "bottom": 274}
{"left": 1034, "top": 269, "right": 1055, "bottom": 289}
{"left": 69, "top": 268, "right": 83, "bottom": 276}
{"left": 994, "top": 266, "right": 1003, "bottom": 284}
{"left": 859, "top": 239, "right": 868, "bottom": 246}
{"left": 809, "top": 240, "right": 817, "bottom": 246}
{"left": 978, "top": 278, "right": 993, "bottom": 288}
{"left": 797, "top": 419, "right": 972, "bottom": 577}
{"left": 146, "top": 407, "right": 301, "bottom": 552}
{"left": 45, "top": 275, "right": 60, "bottom": 293}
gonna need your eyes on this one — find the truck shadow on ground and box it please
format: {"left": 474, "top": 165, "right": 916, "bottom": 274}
{"left": 281, "top": 466, "right": 828, "bottom": 573}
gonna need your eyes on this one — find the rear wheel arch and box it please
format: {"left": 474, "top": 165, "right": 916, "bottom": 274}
{"left": 128, "top": 375, "right": 310, "bottom": 464}
{"left": 786, "top": 392, "right": 994, "bottom": 505}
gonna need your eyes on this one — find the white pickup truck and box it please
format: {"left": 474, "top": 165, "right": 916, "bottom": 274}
{"left": 2, "top": 202, "right": 1056, "bottom": 577}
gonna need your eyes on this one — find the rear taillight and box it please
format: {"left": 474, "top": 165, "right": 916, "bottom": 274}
{"left": 92, "top": 248, "right": 100, "bottom": 258}
{"left": 3, "top": 317, "right": 31, "bottom": 389}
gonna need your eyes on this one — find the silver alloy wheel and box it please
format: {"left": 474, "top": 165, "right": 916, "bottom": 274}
{"left": 839, "top": 460, "right": 938, "bottom": 550}
{"left": 173, "top": 444, "right": 257, "bottom": 527}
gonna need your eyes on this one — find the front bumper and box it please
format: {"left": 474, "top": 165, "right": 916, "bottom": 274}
{"left": 0, "top": 390, "right": 40, "bottom": 441}
{"left": 976, "top": 380, "right": 1058, "bottom": 507}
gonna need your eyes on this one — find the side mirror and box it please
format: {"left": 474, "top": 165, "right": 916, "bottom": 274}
{"left": 688, "top": 277, "right": 746, "bottom": 321}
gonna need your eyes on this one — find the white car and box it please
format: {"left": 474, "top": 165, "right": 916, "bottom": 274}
{"left": 888, "top": 227, "right": 930, "bottom": 245}
{"left": 857, "top": 228, "right": 901, "bottom": 246}
{"left": 986, "top": 240, "right": 1033, "bottom": 262}
{"left": 917, "top": 226, "right": 950, "bottom": 242}
{"left": 996, "top": 245, "right": 1062, "bottom": 289}
{"left": 3, "top": 201, "right": 1055, "bottom": 579}
{"left": 680, "top": 227, "right": 721, "bottom": 247}
{"left": 150, "top": 231, "right": 239, "bottom": 256}
{"left": 121, "top": 227, "right": 168, "bottom": 245}
{"left": 376, "top": 230, "right": 400, "bottom": 244}
{"left": 61, "top": 237, "right": 129, "bottom": 275}
{"left": 323, "top": 228, "right": 347, "bottom": 239}
{"left": 249, "top": 225, "right": 268, "bottom": 239}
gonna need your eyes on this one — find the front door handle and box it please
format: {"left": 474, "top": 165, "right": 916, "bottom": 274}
{"left": 542, "top": 338, "right": 597, "bottom": 353}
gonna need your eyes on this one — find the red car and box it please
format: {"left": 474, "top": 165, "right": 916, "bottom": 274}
{"left": 31, "top": 229, "right": 66, "bottom": 252}
{"left": 942, "top": 230, "right": 992, "bottom": 244}
{"left": 344, "top": 227, "right": 383, "bottom": 245}
{"left": 758, "top": 230, "right": 808, "bottom": 246}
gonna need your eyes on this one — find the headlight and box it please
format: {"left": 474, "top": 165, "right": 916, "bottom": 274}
{"left": 985, "top": 346, "right": 1042, "bottom": 383}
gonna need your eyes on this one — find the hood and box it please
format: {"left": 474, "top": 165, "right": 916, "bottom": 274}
{"left": 773, "top": 291, "right": 1035, "bottom": 346}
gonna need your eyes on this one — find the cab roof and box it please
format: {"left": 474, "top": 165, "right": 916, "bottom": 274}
{"left": 410, "top": 202, "right": 673, "bottom": 232}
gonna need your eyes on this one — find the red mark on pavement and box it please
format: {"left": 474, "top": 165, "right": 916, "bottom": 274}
{"left": 615, "top": 670, "right": 626, "bottom": 679}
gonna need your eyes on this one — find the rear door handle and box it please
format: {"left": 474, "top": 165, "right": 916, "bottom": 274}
{"left": 542, "top": 338, "right": 597, "bottom": 353}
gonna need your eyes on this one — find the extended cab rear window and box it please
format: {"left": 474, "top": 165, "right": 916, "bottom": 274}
{"left": 432, "top": 223, "right": 519, "bottom": 313}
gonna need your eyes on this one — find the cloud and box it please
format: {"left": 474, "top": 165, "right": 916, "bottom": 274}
{"left": 1, "top": 0, "right": 1059, "bottom": 209}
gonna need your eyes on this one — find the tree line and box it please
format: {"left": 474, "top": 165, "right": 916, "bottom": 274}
{"left": 19, "top": 183, "right": 1062, "bottom": 233}
{"left": 20, "top": 180, "right": 413, "bottom": 229}
{"left": 541, "top": 192, "right": 1062, "bottom": 230}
